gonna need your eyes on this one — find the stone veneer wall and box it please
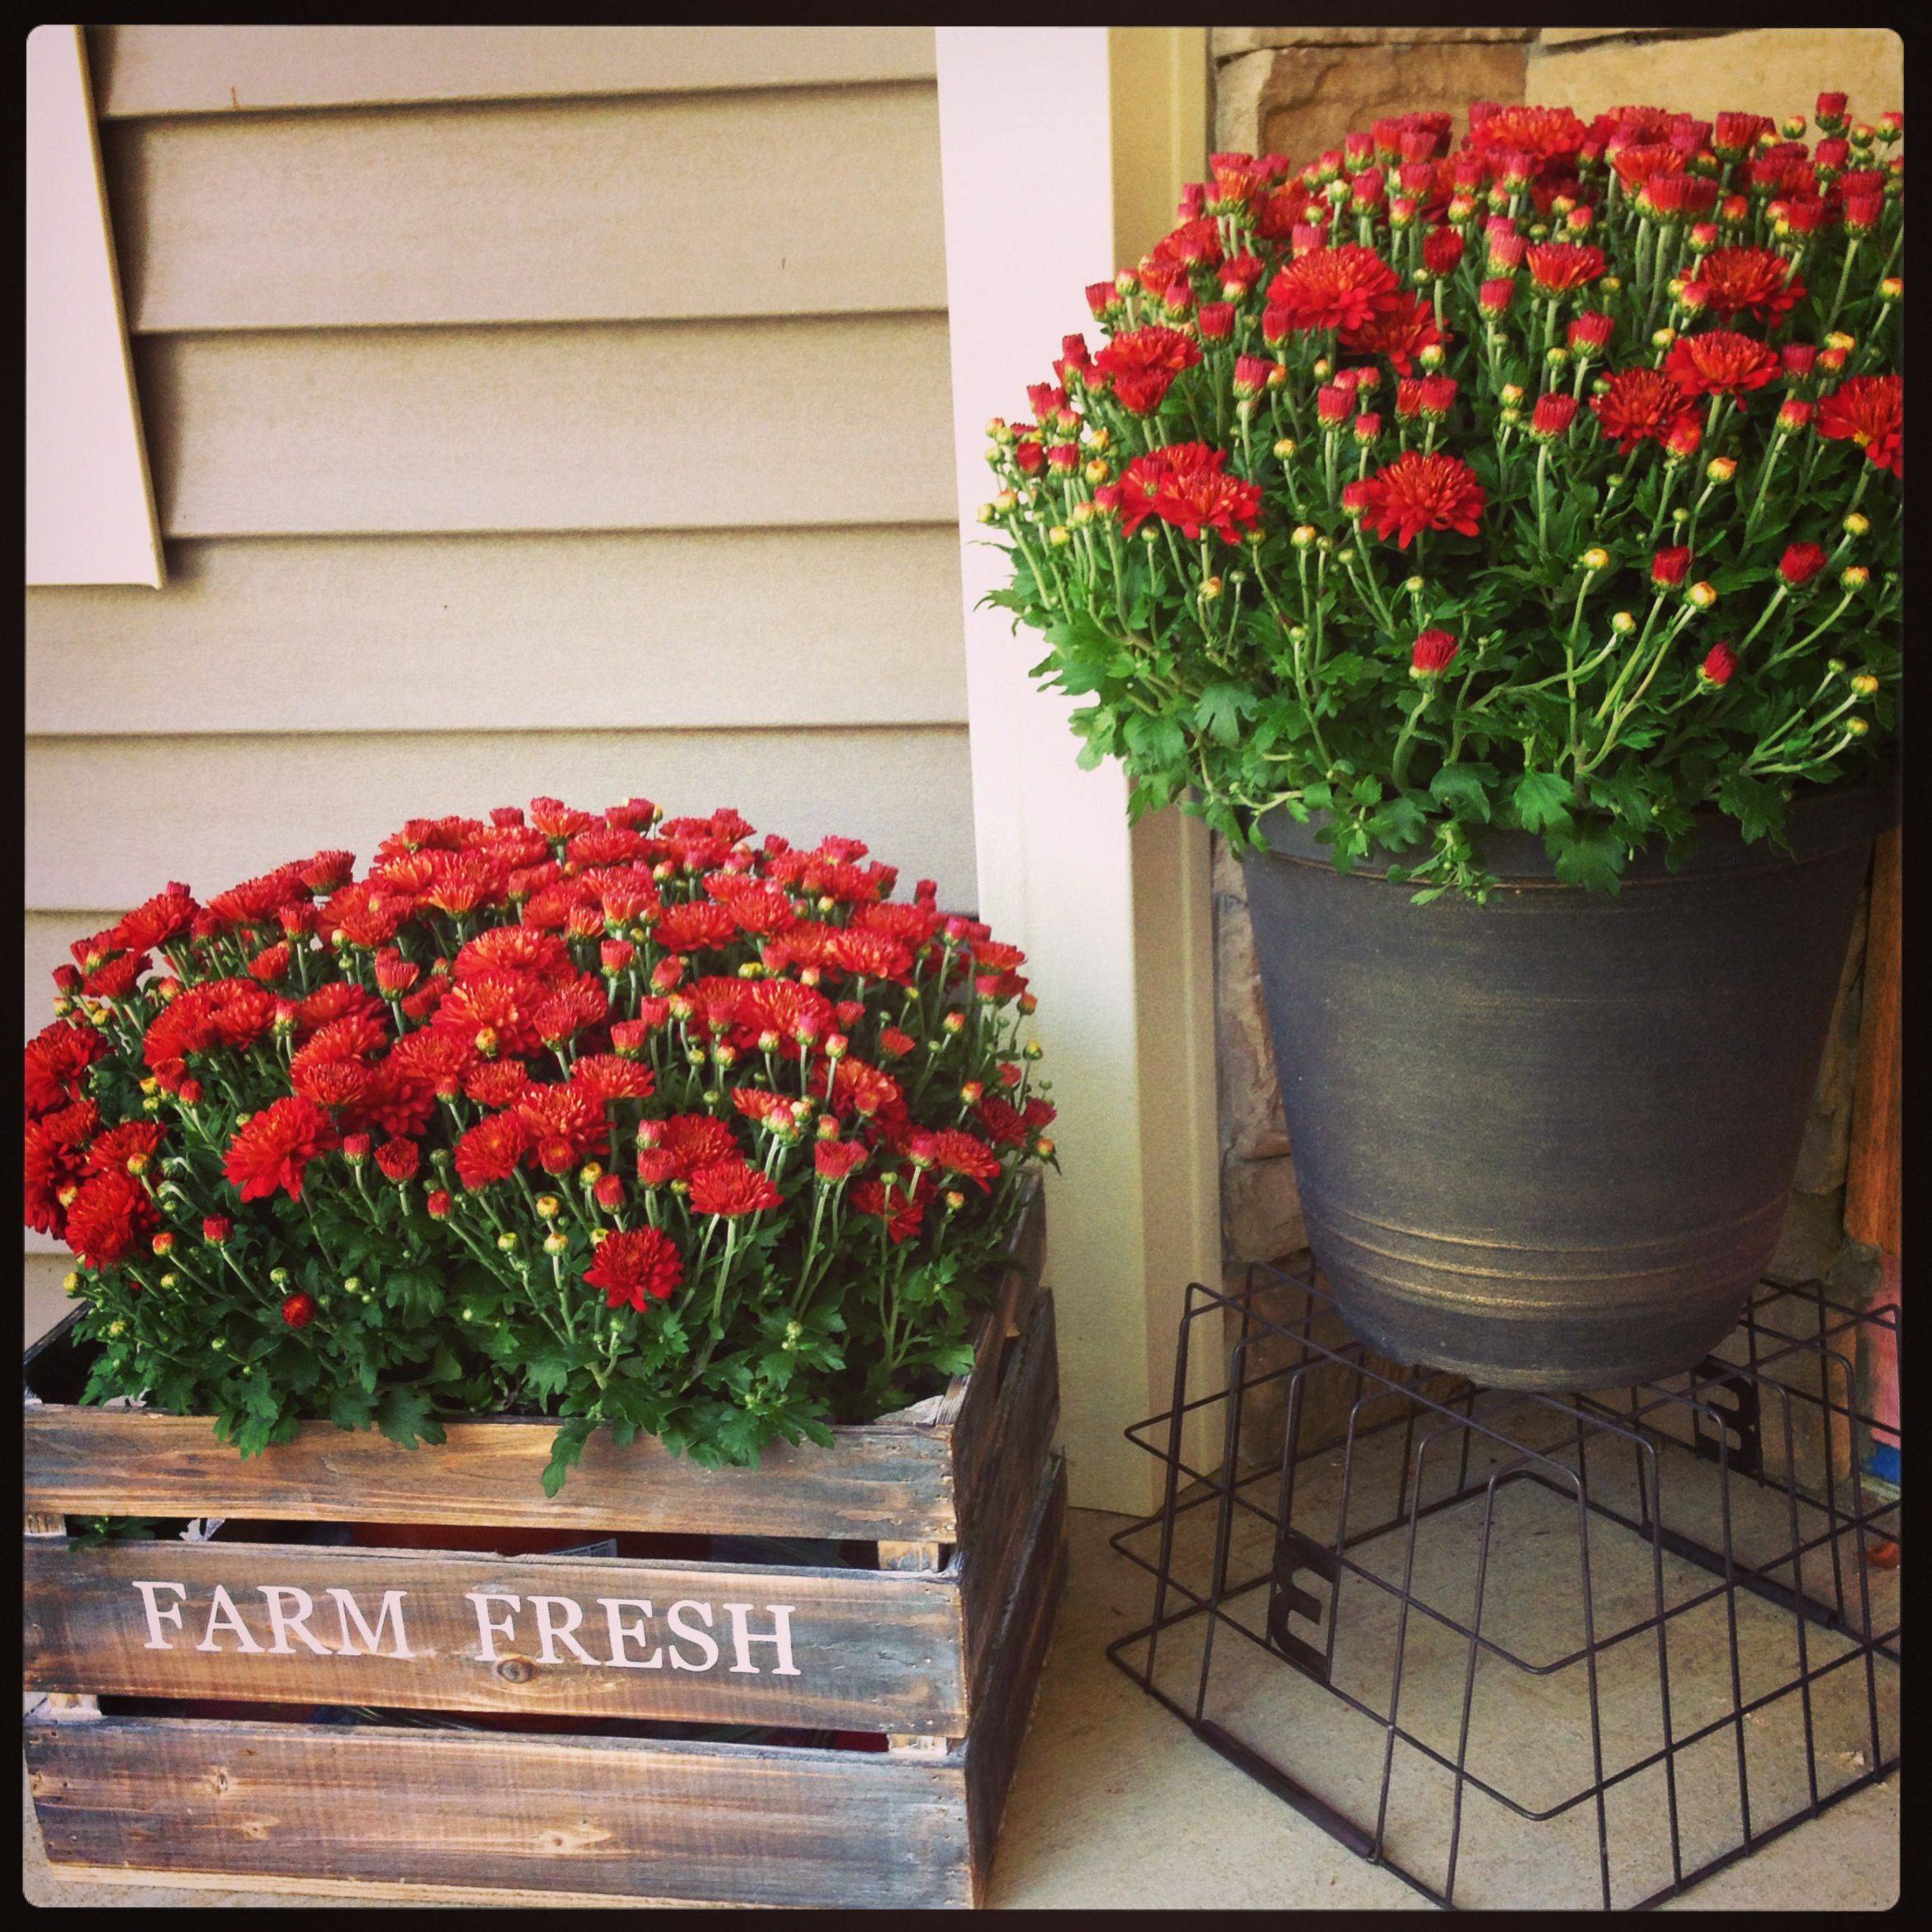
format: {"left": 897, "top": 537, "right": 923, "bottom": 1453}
{"left": 1209, "top": 26, "right": 1902, "bottom": 1290}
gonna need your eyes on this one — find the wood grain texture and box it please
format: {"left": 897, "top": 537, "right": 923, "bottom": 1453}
{"left": 959, "top": 1300, "right": 1060, "bottom": 1701}
{"left": 24, "top": 1538, "right": 968, "bottom": 1734}
{"left": 25, "top": 528, "right": 968, "bottom": 738}
{"left": 106, "top": 87, "right": 945, "bottom": 331}
{"left": 964, "top": 1460, "right": 1068, "bottom": 1899}
{"left": 25, "top": 728, "right": 978, "bottom": 918}
{"left": 1844, "top": 827, "right": 1901, "bottom": 1254}
{"left": 91, "top": 26, "right": 937, "bottom": 117}
{"left": 23, "top": 1184, "right": 1044, "bottom": 1543}
{"left": 27, "top": 1717, "right": 976, "bottom": 1908}
{"left": 132, "top": 315, "right": 958, "bottom": 539}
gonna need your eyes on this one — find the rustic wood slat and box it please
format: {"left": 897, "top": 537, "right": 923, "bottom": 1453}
{"left": 23, "top": 1540, "right": 968, "bottom": 1734}
{"left": 27, "top": 1717, "right": 975, "bottom": 1909}
{"left": 959, "top": 1300, "right": 1061, "bottom": 1702}
{"left": 1844, "top": 826, "right": 1901, "bottom": 1255}
{"left": 964, "top": 1457, "right": 1068, "bottom": 1898}
{"left": 23, "top": 1181, "right": 1043, "bottom": 1542}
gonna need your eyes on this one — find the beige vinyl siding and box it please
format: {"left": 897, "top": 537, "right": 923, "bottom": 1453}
{"left": 106, "top": 88, "right": 946, "bottom": 332}
{"left": 91, "top": 26, "right": 937, "bottom": 116}
{"left": 135, "top": 317, "right": 956, "bottom": 537}
{"left": 26, "top": 529, "right": 967, "bottom": 735}
{"left": 25, "top": 27, "right": 973, "bottom": 1293}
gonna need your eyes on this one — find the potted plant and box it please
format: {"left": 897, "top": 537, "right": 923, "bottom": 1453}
{"left": 24, "top": 798, "right": 1058, "bottom": 1490}
{"left": 983, "top": 92, "right": 1899, "bottom": 1386}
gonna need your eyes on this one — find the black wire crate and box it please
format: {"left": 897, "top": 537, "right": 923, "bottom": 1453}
{"left": 1106, "top": 1265, "right": 1901, "bottom": 1911}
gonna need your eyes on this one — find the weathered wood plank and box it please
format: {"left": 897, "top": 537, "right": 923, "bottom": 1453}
{"left": 24, "top": 1540, "right": 966, "bottom": 1734}
{"left": 21, "top": 1408, "right": 957, "bottom": 1541}
{"left": 22, "top": 1181, "right": 1045, "bottom": 1544}
{"left": 27, "top": 1717, "right": 974, "bottom": 1909}
{"left": 959, "top": 1298, "right": 1061, "bottom": 1701}
{"left": 964, "top": 1458, "right": 1068, "bottom": 1900}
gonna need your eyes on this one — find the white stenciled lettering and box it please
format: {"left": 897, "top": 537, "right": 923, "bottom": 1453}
{"left": 723, "top": 1603, "right": 800, "bottom": 1677}
{"left": 466, "top": 1590, "right": 522, "bottom": 1663}
{"left": 197, "top": 1583, "right": 265, "bottom": 1654}
{"left": 601, "top": 1598, "right": 663, "bottom": 1670}
{"left": 665, "top": 1599, "right": 719, "bottom": 1672}
{"left": 259, "top": 1584, "right": 334, "bottom": 1656}
{"left": 328, "top": 1588, "right": 415, "bottom": 1660}
{"left": 130, "top": 1579, "right": 187, "bottom": 1651}
{"left": 529, "top": 1594, "right": 599, "bottom": 1666}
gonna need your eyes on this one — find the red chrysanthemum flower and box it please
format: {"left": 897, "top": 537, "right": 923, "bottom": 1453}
{"left": 1683, "top": 248, "right": 1806, "bottom": 324}
{"left": 1357, "top": 451, "right": 1486, "bottom": 550}
{"left": 64, "top": 1170, "right": 161, "bottom": 1270}
{"left": 1525, "top": 242, "right": 1605, "bottom": 293}
{"left": 653, "top": 902, "right": 741, "bottom": 953}
{"left": 24, "top": 1021, "right": 106, "bottom": 1119}
{"left": 1338, "top": 291, "right": 1446, "bottom": 374}
{"left": 1663, "top": 330, "right": 1781, "bottom": 399}
{"left": 223, "top": 1096, "right": 338, "bottom": 1203}
{"left": 817, "top": 1054, "right": 904, "bottom": 1122}
{"left": 1816, "top": 374, "right": 1902, "bottom": 478}
{"left": 1117, "top": 443, "right": 1263, "bottom": 544}
{"left": 1090, "top": 324, "right": 1203, "bottom": 414}
{"left": 1469, "top": 102, "right": 1589, "bottom": 170}
{"left": 585, "top": 1226, "right": 686, "bottom": 1312}
{"left": 646, "top": 1111, "right": 742, "bottom": 1179}
{"left": 924, "top": 1129, "right": 1003, "bottom": 1194}
{"left": 453, "top": 1110, "right": 530, "bottom": 1191}
{"left": 1589, "top": 367, "right": 1699, "bottom": 453}
{"left": 1779, "top": 542, "right": 1830, "bottom": 588}
{"left": 814, "top": 1138, "right": 869, "bottom": 1182}
{"left": 687, "top": 1158, "right": 784, "bottom": 1219}
{"left": 516, "top": 1083, "right": 608, "bottom": 1175}
{"left": 1264, "top": 244, "right": 1400, "bottom": 335}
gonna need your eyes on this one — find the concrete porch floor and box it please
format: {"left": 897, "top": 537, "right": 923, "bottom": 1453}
{"left": 22, "top": 1506, "right": 1897, "bottom": 1911}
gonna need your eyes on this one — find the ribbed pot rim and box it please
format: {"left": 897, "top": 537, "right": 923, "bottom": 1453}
{"left": 1250, "top": 766, "right": 1896, "bottom": 888}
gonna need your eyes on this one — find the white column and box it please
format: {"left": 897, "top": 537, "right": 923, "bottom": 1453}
{"left": 935, "top": 28, "right": 1220, "bottom": 1513}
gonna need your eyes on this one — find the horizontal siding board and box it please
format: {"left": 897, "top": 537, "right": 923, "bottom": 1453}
{"left": 26, "top": 728, "right": 978, "bottom": 915}
{"left": 135, "top": 315, "right": 959, "bottom": 536}
{"left": 91, "top": 26, "right": 937, "bottom": 117}
{"left": 26, "top": 1716, "right": 971, "bottom": 1908}
{"left": 24, "top": 528, "right": 968, "bottom": 736}
{"left": 106, "top": 87, "right": 946, "bottom": 331}
{"left": 24, "top": 1537, "right": 968, "bottom": 1733}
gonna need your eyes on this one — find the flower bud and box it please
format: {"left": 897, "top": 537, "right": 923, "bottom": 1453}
{"left": 1705, "top": 457, "right": 1737, "bottom": 484}
{"left": 1844, "top": 715, "right": 1871, "bottom": 737}
{"left": 1686, "top": 581, "right": 1718, "bottom": 610}
{"left": 1410, "top": 629, "right": 1461, "bottom": 680}
{"left": 1850, "top": 672, "right": 1881, "bottom": 697}
{"left": 1580, "top": 547, "right": 1610, "bottom": 572}
{"left": 1778, "top": 542, "right": 1828, "bottom": 586}
{"left": 1698, "top": 641, "right": 1738, "bottom": 686}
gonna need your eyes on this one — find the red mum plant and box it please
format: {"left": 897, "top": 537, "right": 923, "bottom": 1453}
{"left": 26, "top": 798, "right": 1055, "bottom": 1489}
{"left": 986, "top": 88, "right": 1900, "bottom": 898}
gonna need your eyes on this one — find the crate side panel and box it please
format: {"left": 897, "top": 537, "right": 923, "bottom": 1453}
{"left": 26, "top": 1717, "right": 973, "bottom": 1909}
{"left": 24, "top": 1540, "right": 967, "bottom": 1734}
{"left": 959, "top": 1295, "right": 1060, "bottom": 1698}
{"left": 965, "top": 1457, "right": 1068, "bottom": 1896}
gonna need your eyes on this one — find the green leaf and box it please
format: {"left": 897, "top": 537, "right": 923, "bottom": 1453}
{"left": 1513, "top": 771, "right": 1576, "bottom": 835}
{"left": 1122, "top": 712, "right": 1187, "bottom": 769}
{"left": 328, "top": 1386, "right": 376, "bottom": 1432}
{"left": 1194, "top": 681, "right": 1254, "bottom": 747}
{"left": 1429, "top": 761, "right": 1497, "bottom": 823}
{"left": 542, "top": 1418, "right": 594, "bottom": 1499}
{"left": 523, "top": 1339, "right": 578, "bottom": 1404}
{"left": 374, "top": 1385, "right": 446, "bottom": 1451}
{"left": 1547, "top": 826, "right": 1628, "bottom": 891}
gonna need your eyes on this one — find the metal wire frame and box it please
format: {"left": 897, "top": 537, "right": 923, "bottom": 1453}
{"left": 1106, "top": 1263, "right": 1901, "bottom": 1911}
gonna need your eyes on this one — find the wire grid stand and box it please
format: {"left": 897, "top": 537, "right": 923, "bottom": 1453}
{"left": 1106, "top": 1265, "right": 1901, "bottom": 1911}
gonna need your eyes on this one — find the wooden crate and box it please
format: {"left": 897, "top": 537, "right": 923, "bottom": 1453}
{"left": 23, "top": 1185, "right": 1064, "bottom": 1910}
